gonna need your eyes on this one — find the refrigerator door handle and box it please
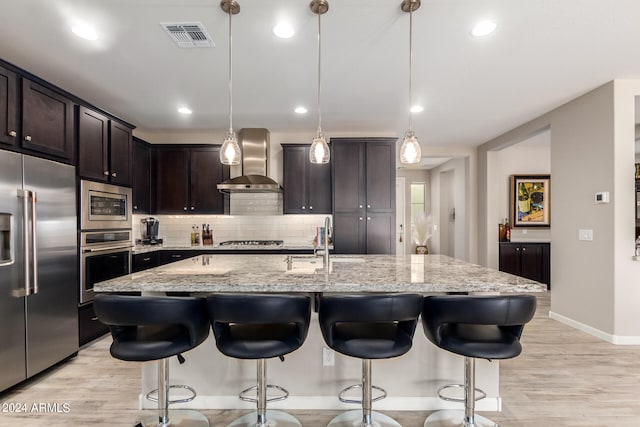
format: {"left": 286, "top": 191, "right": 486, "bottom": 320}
{"left": 17, "top": 189, "right": 37, "bottom": 295}
{"left": 18, "top": 189, "right": 31, "bottom": 296}
{"left": 30, "top": 190, "right": 38, "bottom": 295}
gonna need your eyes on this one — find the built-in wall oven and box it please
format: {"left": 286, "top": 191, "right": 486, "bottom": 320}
{"left": 80, "top": 230, "right": 132, "bottom": 304}
{"left": 80, "top": 180, "right": 133, "bottom": 304}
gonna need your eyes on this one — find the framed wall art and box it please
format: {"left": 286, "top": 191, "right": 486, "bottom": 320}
{"left": 510, "top": 174, "right": 550, "bottom": 227}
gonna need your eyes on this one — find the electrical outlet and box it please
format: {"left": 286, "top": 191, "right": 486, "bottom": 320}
{"left": 322, "top": 347, "right": 335, "bottom": 366}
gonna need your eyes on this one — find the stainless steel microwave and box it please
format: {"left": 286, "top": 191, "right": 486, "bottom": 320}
{"left": 80, "top": 180, "right": 132, "bottom": 231}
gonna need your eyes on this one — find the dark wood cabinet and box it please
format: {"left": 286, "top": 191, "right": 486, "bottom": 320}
{"left": 155, "top": 145, "right": 228, "bottom": 214}
{"left": 78, "top": 105, "right": 132, "bottom": 186}
{"left": 499, "top": 242, "right": 550, "bottom": 288}
{"left": 132, "top": 251, "right": 160, "bottom": 272}
{"left": 132, "top": 138, "right": 151, "bottom": 213}
{"left": 0, "top": 64, "right": 18, "bottom": 147}
{"left": 21, "top": 78, "right": 75, "bottom": 162}
{"left": 78, "top": 302, "right": 109, "bottom": 346}
{"left": 282, "top": 144, "right": 331, "bottom": 214}
{"left": 332, "top": 138, "right": 396, "bottom": 254}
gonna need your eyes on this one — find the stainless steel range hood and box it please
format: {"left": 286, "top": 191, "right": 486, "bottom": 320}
{"left": 217, "top": 128, "right": 281, "bottom": 193}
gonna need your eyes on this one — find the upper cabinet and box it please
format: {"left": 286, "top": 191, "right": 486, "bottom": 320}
{"left": 21, "top": 78, "right": 75, "bottom": 162}
{"left": 78, "top": 105, "right": 133, "bottom": 186}
{"left": 155, "top": 145, "right": 229, "bottom": 214}
{"left": 132, "top": 137, "right": 151, "bottom": 213}
{"left": 0, "top": 64, "right": 18, "bottom": 147}
{"left": 282, "top": 144, "right": 331, "bottom": 214}
{"left": 332, "top": 138, "right": 396, "bottom": 254}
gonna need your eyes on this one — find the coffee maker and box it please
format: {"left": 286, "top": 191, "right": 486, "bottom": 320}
{"left": 139, "top": 217, "right": 161, "bottom": 245}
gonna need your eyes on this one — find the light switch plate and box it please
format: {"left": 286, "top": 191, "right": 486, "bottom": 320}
{"left": 595, "top": 192, "right": 610, "bottom": 204}
{"left": 578, "top": 229, "right": 593, "bottom": 241}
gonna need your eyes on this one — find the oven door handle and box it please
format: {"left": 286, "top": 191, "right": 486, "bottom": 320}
{"left": 82, "top": 245, "right": 133, "bottom": 254}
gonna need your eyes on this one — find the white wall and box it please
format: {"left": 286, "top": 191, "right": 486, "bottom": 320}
{"left": 478, "top": 80, "right": 640, "bottom": 343}
{"left": 429, "top": 157, "right": 470, "bottom": 261}
{"left": 485, "top": 133, "right": 551, "bottom": 269}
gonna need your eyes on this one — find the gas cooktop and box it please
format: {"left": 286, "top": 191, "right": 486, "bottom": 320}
{"left": 219, "top": 240, "right": 283, "bottom": 246}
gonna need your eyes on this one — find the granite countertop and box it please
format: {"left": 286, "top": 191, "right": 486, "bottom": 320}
{"left": 96, "top": 254, "right": 547, "bottom": 294}
{"left": 132, "top": 243, "right": 325, "bottom": 254}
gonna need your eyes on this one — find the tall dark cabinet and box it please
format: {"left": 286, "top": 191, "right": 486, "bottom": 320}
{"left": 132, "top": 137, "right": 151, "bottom": 213}
{"left": 499, "top": 242, "right": 550, "bottom": 288}
{"left": 331, "top": 138, "right": 396, "bottom": 254}
{"left": 282, "top": 144, "right": 331, "bottom": 214}
{"left": 155, "top": 145, "right": 228, "bottom": 214}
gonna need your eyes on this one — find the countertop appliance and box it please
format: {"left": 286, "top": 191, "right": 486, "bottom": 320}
{"left": 140, "top": 217, "right": 160, "bottom": 242}
{"left": 0, "top": 150, "right": 78, "bottom": 392}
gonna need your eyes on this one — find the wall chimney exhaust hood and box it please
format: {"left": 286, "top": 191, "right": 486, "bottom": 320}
{"left": 217, "top": 128, "right": 282, "bottom": 193}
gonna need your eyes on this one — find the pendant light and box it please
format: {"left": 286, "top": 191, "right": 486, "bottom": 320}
{"left": 219, "top": 0, "right": 241, "bottom": 165}
{"left": 309, "top": 0, "right": 330, "bottom": 164}
{"left": 400, "top": 0, "right": 422, "bottom": 165}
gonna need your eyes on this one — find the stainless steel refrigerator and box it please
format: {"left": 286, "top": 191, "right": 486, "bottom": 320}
{"left": 0, "top": 150, "right": 78, "bottom": 392}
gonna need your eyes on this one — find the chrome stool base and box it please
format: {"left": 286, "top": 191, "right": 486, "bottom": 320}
{"left": 424, "top": 410, "right": 497, "bottom": 427}
{"left": 138, "top": 409, "right": 210, "bottom": 427}
{"left": 327, "top": 409, "right": 401, "bottom": 427}
{"left": 228, "top": 409, "right": 303, "bottom": 427}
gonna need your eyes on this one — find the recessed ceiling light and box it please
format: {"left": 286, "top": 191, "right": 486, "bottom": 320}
{"left": 273, "top": 22, "right": 294, "bottom": 39}
{"left": 178, "top": 107, "right": 192, "bottom": 115}
{"left": 410, "top": 105, "right": 424, "bottom": 113}
{"left": 294, "top": 106, "right": 307, "bottom": 114}
{"left": 471, "top": 20, "right": 497, "bottom": 37}
{"left": 71, "top": 23, "right": 98, "bottom": 41}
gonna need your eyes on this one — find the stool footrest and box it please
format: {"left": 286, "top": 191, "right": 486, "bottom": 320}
{"left": 239, "top": 384, "right": 289, "bottom": 404}
{"left": 145, "top": 384, "right": 197, "bottom": 405}
{"left": 436, "top": 383, "right": 486, "bottom": 403}
{"left": 338, "top": 383, "right": 387, "bottom": 404}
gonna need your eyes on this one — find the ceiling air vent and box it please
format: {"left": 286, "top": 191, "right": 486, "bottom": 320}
{"left": 160, "top": 22, "right": 215, "bottom": 48}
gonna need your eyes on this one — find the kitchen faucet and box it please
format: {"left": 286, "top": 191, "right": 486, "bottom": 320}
{"left": 322, "top": 216, "right": 331, "bottom": 268}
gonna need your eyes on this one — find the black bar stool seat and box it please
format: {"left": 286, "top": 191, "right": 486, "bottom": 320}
{"left": 421, "top": 294, "right": 537, "bottom": 427}
{"left": 319, "top": 293, "right": 423, "bottom": 427}
{"left": 94, "top": 294, "right": 210, "bottom": 427}
{"left": 207, "top": 293, "right": 311, "bottom": 427}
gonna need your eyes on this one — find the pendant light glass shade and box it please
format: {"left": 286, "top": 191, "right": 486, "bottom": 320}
{"left": 309, "top": 133, "right": 330, "bottom": 163}
{"left": 400, "top": 0, "right": 422, "bottom": 165}
{"left": 310, "top": 0, "right": 330, "bottom": 164}
{"left": 400, "top": 130, "right": 421, "bottom": 164}
{"left": 220, "top": 130, "right": 241, "bottom": 165}
{"left": 220, "top": 0, "right": 241, "bottom": 165}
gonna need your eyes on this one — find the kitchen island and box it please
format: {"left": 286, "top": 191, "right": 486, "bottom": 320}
{"left": 95, "top": 254, "right": 545, "bottom": 412}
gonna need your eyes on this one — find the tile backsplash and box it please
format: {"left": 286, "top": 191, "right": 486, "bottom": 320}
{"left": 133, "top": 214, "right": 331, "bottom": 247}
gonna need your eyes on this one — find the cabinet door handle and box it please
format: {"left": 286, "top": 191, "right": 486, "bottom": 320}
{"left": 91, "top": 317, "right": 99, "bottom": 321}
{"left": 191, "top": 206, "right": 195, "bottom": 210}
{"left": 24, "top": 135, "right": 32, "bottom": 142}
{"left": 143, "top": 257, "right": 151, "bottom": 261}
{"left": 367, "top": 217, "right": 371, "bottom": 221}
{"left": 359, "top": 217, "right": 363, "bottom": 221}
{"left": 111, "top": 172, "right": 117, "bottom": 177}
{"left": 309, "top": 206, "right": 313, "bottom": 210}
{"left": 367, "top": 204, "right": 371, "bottom": 208}
{"left": 516, "top": 247, "right": 520, "bottom": 251}
{"left": 103, "top": 171, "right": 110, "bottom": 176}
{"left": 301, "top": 206, "right": 306, "bottom": 210}
{"left": 134, "top": 205, "right": 138, "bottom": 210}
{"left": 171, "top": 254, "right": 182, "bottom": 258}
{"left": 8, "top": 130, "right": 16, "bottom": 137}
{"left": 522, "top": 247, "right": 526, "bottom": 252}
{"left": 183, "top": 207, "right": 187, "bottom": 211}
{"left": 359, "top": 205, "right": 363, "bottom": 209}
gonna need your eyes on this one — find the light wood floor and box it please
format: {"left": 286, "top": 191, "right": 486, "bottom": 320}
{"left": 2, "top": 294, "right": 640, "bottom": 426}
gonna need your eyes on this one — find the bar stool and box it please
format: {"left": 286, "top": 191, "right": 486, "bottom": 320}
{"left": 206, "top": 294, "right": 311, "bottom": 427}
{"left": 93, "top": 294, "right": 210, "bottom": 427}
{"left": 318, "top": 293, "right": 423, "bottom": 427}
{"left": 421, "top": 294, "right": 537, "bottom": 427}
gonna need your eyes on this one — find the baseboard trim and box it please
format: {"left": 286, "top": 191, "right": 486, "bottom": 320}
{"left": 549, "top": 311, "right": 640, "bottom": 345}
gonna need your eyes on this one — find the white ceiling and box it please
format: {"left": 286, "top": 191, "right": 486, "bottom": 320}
{"left": 2, "top": 0, "right": 640, "bottom": 150}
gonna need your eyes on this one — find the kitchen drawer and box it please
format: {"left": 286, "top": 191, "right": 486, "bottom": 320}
{"left": 132, "top": 251, "right": 160, "bottom": 272}
{"left": 159, "top": 250, "right": 200, "bottom": 265}
{"left": 78, "top": 302, "right": 109, "bottom": 346}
